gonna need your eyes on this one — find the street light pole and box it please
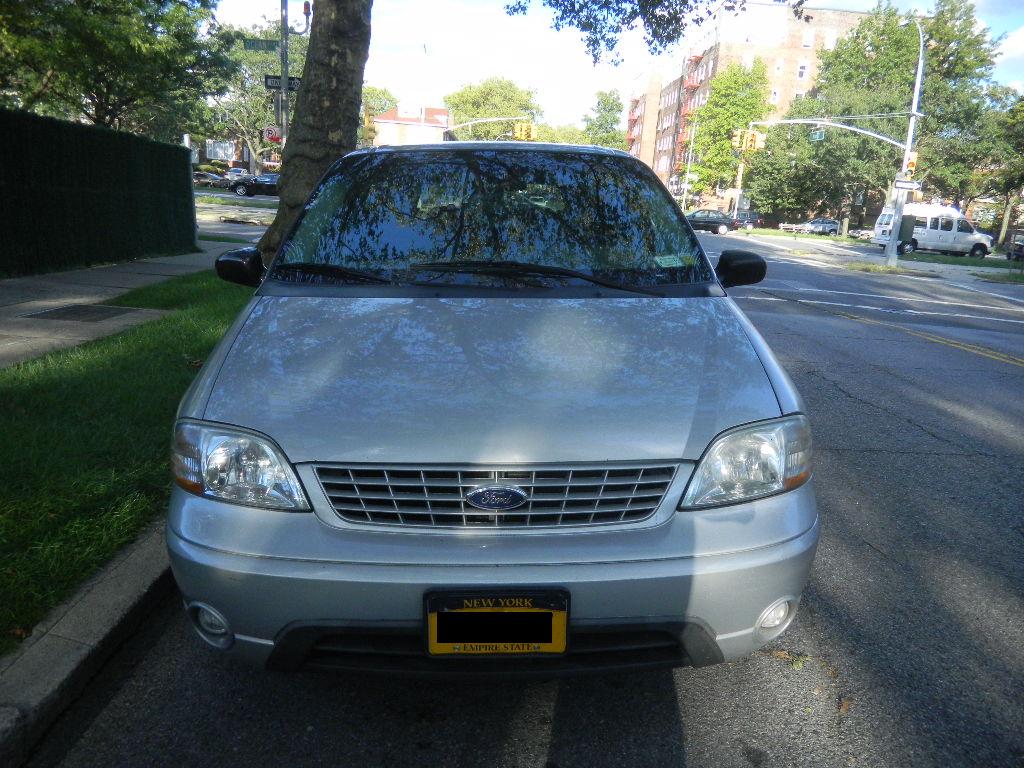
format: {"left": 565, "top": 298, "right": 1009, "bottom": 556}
{"left": 280, "top": 0, "right": 289, "bottom": 148}
{"left": 884, "top": 17, "right": 925, "bottom": 267}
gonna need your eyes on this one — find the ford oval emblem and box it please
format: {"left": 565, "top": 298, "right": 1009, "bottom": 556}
{"left": 465, "top": 485, "right": 528, "bottom": 511}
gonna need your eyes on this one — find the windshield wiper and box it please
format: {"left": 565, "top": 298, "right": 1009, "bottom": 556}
{"left": 412, "top": 260, "right": 663, "bottom": 297}
{"left": 272, "top": 262, "right": 393, "bottom": 284}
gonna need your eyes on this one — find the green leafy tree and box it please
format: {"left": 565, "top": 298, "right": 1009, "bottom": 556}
{"left": 358, "top": 84, "right": 398, "bottom": 146}
{"left": 689, "top": 61, "right": 770, "bottom": 195}
{"left": 0, "top": 0, "right": 236, "bottom": 136}
{"left": 536, "top": 123, "right": 588, "bottom": 144}
{"left": 211, "top": 24, "right": 307, "bottom": 172}
{"left": 261, "top": 0, "right": 743, "bottom": 256}
{"left": 748, "top": 0, "right": 1004, "bottom": 219}
{"left": 583, "top": 90, "right": 627, "bottom": 149}
{"left": 443, "top": 78, "right": 542, "bottom": 140}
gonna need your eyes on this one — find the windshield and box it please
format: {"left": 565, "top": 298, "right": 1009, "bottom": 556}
{"left": 273, "top": 149, "right": 713, "bottom": 289}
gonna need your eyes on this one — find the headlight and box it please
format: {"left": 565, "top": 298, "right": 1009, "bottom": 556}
{"left": 680, "top": 415, "right": 811, "bottom": 509}
{"left": 172, "top": 421, "right": 309, "bottom": 511}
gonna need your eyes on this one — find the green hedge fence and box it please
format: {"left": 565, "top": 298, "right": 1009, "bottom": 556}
{"left": 0, "top": 110, "right": 196, "bottom": 277}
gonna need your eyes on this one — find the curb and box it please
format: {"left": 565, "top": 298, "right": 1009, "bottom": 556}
{"left": 0, "top": 521, "right": 173, "bottom": 766}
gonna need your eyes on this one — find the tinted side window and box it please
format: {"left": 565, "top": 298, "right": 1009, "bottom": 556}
{"left": 913, "top": 217, "right": 927, "bottom": 228}
{"left": 940, "top": 218, "right": 954, "bottom": 232}
{"left": 929, "top": 218, "right": 939, "bottom": 229}
{"left": 957, "top": 219, "right": 974, "bottom": 233}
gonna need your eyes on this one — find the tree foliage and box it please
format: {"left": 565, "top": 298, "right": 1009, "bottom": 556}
{"left": 535, "top": 123, "right": 588, "bottom": 144}
{"left": 211, "top": 23, "right": 307, "bottom": 172}
{"left": 689, "top": 61, "right": 770, "bottom": 194}
{"left": 747, "top": 0, "right": 1007, "bottom": 219}
{"left": 444, "top": 78, "right": 542, "bottom": 140}
{"left": 0, "top": 0, "right": 236, "bottom": 137}
{"left": 583, "top": 90, "right": 627, "bottom": 149}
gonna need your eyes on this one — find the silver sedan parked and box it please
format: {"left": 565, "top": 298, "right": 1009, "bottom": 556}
{"left": 168, "top": 143, "right": 818, "bottom": 674}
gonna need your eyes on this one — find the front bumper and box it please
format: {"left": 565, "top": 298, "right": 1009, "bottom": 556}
{"left": 167, "top": 483, "right": 820, "bottom": 673}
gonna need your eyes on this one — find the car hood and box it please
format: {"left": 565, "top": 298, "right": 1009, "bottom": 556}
{"left": 202, "top": 296, "right": 781, "bottom": 463}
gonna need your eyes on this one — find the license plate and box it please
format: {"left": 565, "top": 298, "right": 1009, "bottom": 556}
{"left": 426, "top": 590, "right": 568, "bottom": 656}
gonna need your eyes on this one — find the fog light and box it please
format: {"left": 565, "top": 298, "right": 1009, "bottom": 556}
{"left": 759, "top": 601, "right": 790, "bottom": 630}
{"left": 188, "top": 602, "right": 233, "bottom": 649}
{"left": 197, "top": 606, "right": 228, "bottom": 635}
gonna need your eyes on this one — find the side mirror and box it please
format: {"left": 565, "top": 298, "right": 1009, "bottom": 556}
{"left": 716, "top": 249, "right": 766, "bottom": 288}
{"left": 215, "top": 247, "right": 265, "bottom": 287}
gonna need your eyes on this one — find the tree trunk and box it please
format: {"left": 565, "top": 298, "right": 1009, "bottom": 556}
{"left": 258, "top": 0, "right": 373, "bottom": 260}
{"left": 998, "top": 192, "right": 1015, "bottom": 246}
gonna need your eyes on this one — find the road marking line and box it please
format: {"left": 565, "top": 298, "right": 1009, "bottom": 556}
{"left": 833, "top": 312, "right": 1024, "bottom": 368}
{"left": 794, "top": 298, "right": 1024, "bottom": 325}
{"left": 763, "top": 287, "right": 1024, "bottom": 314}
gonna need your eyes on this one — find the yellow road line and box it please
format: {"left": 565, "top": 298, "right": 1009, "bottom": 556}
{"left": 834, "top": 311, "right": 1024, "bottom": 368}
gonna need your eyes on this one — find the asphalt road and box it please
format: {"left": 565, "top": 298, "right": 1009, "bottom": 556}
{"left": 28, "top": 233, "right": 1024, "bottom": 768}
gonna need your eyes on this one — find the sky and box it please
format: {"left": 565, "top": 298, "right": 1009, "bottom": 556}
{"left": 214, "top": 0, "right": 1024, "bottom": 126}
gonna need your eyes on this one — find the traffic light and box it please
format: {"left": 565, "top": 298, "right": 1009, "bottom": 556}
{"left": 731, "top": 129, "right": 742, "bottom": 149}
{"left": 753, "top": 131, "right": 766, "bottom": 150}
{"left": 512, "top": 122, "right": 538, "bottom": 141}
{"left": 906, "top": 151, "right": 918, "bottom": 177}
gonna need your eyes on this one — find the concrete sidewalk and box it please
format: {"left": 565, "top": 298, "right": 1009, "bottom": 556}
{"left": 0, "top": 242, "right": 234, "bottom": 369}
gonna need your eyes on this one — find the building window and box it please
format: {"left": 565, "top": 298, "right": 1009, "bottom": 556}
{"left": 824, "top": 30, "right": 838, "bottom": 50}
{"left": 802, "top": 29, "right": 814, "bottom": 48}
{"left": 797, "top": 63, "right": 808, "bottom": 80}
{"left": 794, "top": 91, "right": 805, "bottom": 100}
{"left": 770, "top": 90, "right": 779, "bottom": 104}
{"left": 742, "top": 53, "right": 754, "bottom": 69}
{"left": 775, "top": 59, "right": 783, "bottom": 74}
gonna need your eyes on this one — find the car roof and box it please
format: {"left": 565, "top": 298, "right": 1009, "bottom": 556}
{"left": 345, "top": 141, "right": 633, "bottom": 160}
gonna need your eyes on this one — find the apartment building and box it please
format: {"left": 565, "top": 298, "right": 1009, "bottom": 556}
{"left": 652, "top": 0, "right": 867, "bottom": 185}
{"left": 626, "top": 73, "right": 663, "bottom": 168}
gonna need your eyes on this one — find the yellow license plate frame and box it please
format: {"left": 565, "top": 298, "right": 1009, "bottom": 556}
{"left": 426, "top": 590, "right": 569, "bottom": 656}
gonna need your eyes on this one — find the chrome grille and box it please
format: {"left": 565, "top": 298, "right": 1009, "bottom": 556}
{"left": 313, "top": 463, "right": 678, "bottom": 528}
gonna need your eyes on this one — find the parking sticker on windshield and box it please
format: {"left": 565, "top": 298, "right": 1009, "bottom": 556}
{"left": 655, "top": 255, "right": 686, "bottom": 268}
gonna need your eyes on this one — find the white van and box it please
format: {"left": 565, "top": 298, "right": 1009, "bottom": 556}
{"left": 871, "top": 203, "right": 992, "bottom": 257}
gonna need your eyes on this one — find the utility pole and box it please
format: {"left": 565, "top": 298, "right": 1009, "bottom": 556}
{"left": 278, "top": 2, "right": 311, "bottom": 149}
{"left": 280, "top": 0, "right": 290, "bottom": 147}
{"left": 884, "top": 17, "right": 926, "bottom": 267}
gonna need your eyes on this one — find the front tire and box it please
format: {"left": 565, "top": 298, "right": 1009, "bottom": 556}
{"left": 716, "top": 224, "right": 728, "bottom": 235}
{"left": 900, "top": 239, "right": 917, "bottom": 254}
{"left": 969, "top": 244, "right": 987, "bottom": 259}
{"left": 234, "top": 185, "right": 249, "bottom": 197}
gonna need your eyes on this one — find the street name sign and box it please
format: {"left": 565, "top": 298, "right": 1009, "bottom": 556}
{"left": 809, "top": 129, "right": 825, "bottom": 142}
{"left": 893, "top": 179, "right": 923, "bottom": 191}
{"left": 263, "top": 75, "right": 301, "bottom": 92}
{"left": 244, "top": 38, "right": 280, "bottom": 52}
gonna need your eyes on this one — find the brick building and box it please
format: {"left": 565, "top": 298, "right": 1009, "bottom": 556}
{"left": 650, "top": 0, "right": 868, "bottom": 189}
{"left": 372, "top": 106, "right": 450, "bottom": 146}
{"left": 626, "top": 73, "right": 663, "bottom": 167}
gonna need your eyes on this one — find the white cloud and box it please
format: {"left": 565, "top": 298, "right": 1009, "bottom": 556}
{"left": 997, "top": 25, "right": 1024, "bottom": 64}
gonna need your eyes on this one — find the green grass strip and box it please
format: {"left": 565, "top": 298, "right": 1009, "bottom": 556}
{"left": 194, "top": 194, "right": 278, "bottom": 210}
{"left": 0, "top": 271, "right": 251, "bottom": 654}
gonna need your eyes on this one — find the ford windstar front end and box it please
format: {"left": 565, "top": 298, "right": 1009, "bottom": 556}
{"left": 168, "top": 143, "right": 818, "bottom": 674}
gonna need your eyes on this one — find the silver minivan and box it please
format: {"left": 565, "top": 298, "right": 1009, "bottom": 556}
{"left": 871, "top": 202, "right": 992, "bottom": 257}
{"left": 168, "top": 144, "right": 819, "bottom": 673}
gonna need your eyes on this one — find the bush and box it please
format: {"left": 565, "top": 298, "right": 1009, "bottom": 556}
{"left": 196, "top": 164, "right": 220, "bottom": 174}
{"left": 0, "top": 110, "right": 195, "bottom": 277}
{"left": 208, "top": 159, "right": 229, "bottom": 171}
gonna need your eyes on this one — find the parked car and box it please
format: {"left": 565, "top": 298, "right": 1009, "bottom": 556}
{"left": 192, "top": 171, "right": 229, "bottom": 189}
{"left": 170, "top": 143, "right": 818, "bottom": 673}
{"left": 800, "top": 218, "right": 840, "bottom": 235}
{"left": 224, "top": 167, "right": 250, "bottom": 181}
{"left": 228, "top": 173, "right": 279, "bottom": 197}
{"left": 686, "top": 209, "right": 739, "bottom": 234}
{"left": 871, "top": 203, "right": 992, "bottom": 257}
{"left": 734, "top": 210, "right": 765, "bottom": 230}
